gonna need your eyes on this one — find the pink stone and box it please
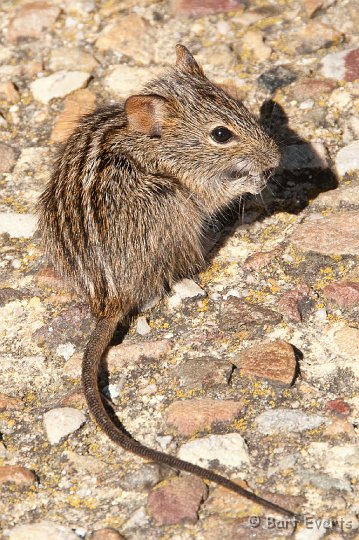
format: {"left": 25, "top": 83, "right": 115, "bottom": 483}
{"left": 344, "top": 47, "right": 359, "bottom": 82}
{"left": 243, "top": 250, "right": 278, "bottom": 272}
{"left": 0, "top": 466, "right": 36, "bottom": 487}
{"left": 323, "top": 281, "right": 359, "bottom": 308}
{"left": 165, "top": 398, "right": 244, "bottom": 435}
{"left": 278, "top": 283, "right": 311, "bottom": 322}
{"left": 171, "top": 0, "right": 243, "bottom": 17}
{"left": 147, "top": 476, "right": 207, "bottom": 525}
{"left": 8, "top": 2, "right": 60, "bottom": 43}
{"left": 326, "top": 398, "right": 351, "bottom": 416}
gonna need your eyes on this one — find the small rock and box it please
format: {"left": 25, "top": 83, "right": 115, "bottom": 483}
{"left": 240, "top": 29, "right": 271, "bottom": 62}
{"left": 0, "top": 81, "right": 20, "bottom": 103}
{"left": 95, "top": 15, "right": 153, "bottom": 65}
{"left": 30, "top": 71, "right": 90, "bottom": 104}
{"left": 335, "top": 141, "right": 359, "bottom": 176}
{"left": 8, "top": 3, "right": 60, "bottom": 43}
{"left": 243, "top": 249, "right": 278, "bottom": 271}
{"left": 56, "top": 342, "right": 76, "bottom": 361}
{"left": 255, "top": 408, "right": 325, "bottom": 435}
{"left": 49, "top": 47, "right": 98, "bottom": 72}
{"left": 290, "top": 211, "right": 359, "bottom": 255}
{"left": 321, "top": 47, "right": 359, "bottom": 82}
{"left": 307, "top": 442, "right": 359, "bottom": 480}
{"left": 9, "top": 521, "right": 78, "bottom": 540}
{"left": 121, "top": 463, "right": 162, "bottom": 491}
{"left": 178, "top": 433, "right": 250, "bottom": 469}
{"left": 333, "top": 326, "right": 359, "bottom": 359}
{"left": 104, "top": 65, "right": 161, "bottom": 97}
{"left": 0, "top": 465, "right": 36, "bottom": 487}
{"left": 173, "top": 278, "right": 205, "bottom": 299}
{"left": 107, "top": 339, "right": 171, "bottom": 371}
{"left": 89, "top": 529, "right": 125, "bottom": 540}
{"left": 219, "top": 297, "right": 282, "bottom": 332}
{"left": 325, "top": 418, "right": 356, "bottom": 437}
{"left": 323, "top": 281, "right": 359, "bottom": 308}
{"left": 0, "top": 213, "right": 37, "bottom": 238}
{"left": 326, "top": 398, "right": 351, "bottom": 416}
{"left": 303, "top": 0, "right": 334, "bottom": 17}
{"left": 171, "top": 0, "right": 243, "bottom": 17}
{"left": 288, "top": 78, "right": 337, "bottom": 100}
{"left": 147, "top": 476, "right": 207, "bottom": 525}
{"left": 51, "top": 88, "right": 96, "bottom": 143}
{"left": 0, "top": 392, "right": 23, "bottom": 411}
{"left": 278, "top": 283, "right": 311, "bottom": 321}
{"left": 136, "top": 316, "right": 151, "bottom": 335}
{"left": 172, "top": 356, "right": 232, "bottom": 390}
{"left": 36, "top": 265, "right": 67, "bottom": 290}
{"left": 258, "top": 66, "right": 297, "bottom": 92}
{"left": 297, "top": 21, "right": 342, "bottom": 54}
{"left": 60, "top": 389, "right": 86, "bottom": 409}
{"left": 236, "top": 340, "right": 297, "bottom": 386}
{"left": 165, "top": 398, "right": 244, "bottom": 435}
{"left": 43, "top": 407, "right": 86, "bottom": 444}
{"left": 0, "top": 287, "right": 25, "bottom": 306}
{"left": 0, "top": 143, "right": 17, "bottom": 174}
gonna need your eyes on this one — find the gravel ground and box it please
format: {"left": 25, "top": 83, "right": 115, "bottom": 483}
{"left": 0, "top": 0, "right": 358, "bottom": 539}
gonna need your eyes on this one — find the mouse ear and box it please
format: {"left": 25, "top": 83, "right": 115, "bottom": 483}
{"left": 175, "top": 44, "right": 204, "bottom": 77}
{"left": 124, "top": 94, "right": 168, "bottom": 137}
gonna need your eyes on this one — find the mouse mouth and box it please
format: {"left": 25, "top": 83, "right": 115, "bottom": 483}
{"left": 245, "top": 174, "right": 268, "bottom": 194}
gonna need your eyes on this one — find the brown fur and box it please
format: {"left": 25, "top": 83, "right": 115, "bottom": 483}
{"left": 37, "top": 45, "right": 296, "bottom": 518}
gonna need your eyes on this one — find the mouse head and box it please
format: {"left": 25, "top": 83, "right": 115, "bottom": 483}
{"left": 124, "top": 45, "right": 281, "bottom": 210}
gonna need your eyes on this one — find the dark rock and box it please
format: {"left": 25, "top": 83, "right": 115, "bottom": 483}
{"left": 258, "top": 66, "right": 297, "bottom": 92}
{"left": 0, "top": 287, "right": 25, "bottom": 306}
{"left": 219, "top": 297, "right": 282, "bottom": 332}
{"left": 172, "top": 356, "right": 233, "bottom": 390}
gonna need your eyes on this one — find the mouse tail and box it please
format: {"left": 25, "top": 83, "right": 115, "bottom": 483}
{"left": 82, "top": 317, "right": 298, "bottom": 520}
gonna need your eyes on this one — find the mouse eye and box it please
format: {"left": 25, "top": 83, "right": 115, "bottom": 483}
{"left": 210, "top": 126, "right": 233, "bottom": 143}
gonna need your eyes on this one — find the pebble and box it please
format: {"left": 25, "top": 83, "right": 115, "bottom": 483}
{"left": 288, "top": 78, "right": 337, "bottom": 100}
{"left": 51, "top": 89, "right": 97, "bottom": 143}
{"left": 171, "top": 0, "right": 243, "bottom": 17}
{"left": 0, "top": 143, "right": 17, "bottom": 174}
{"left": 136, "top": 316, "right": 151, "bottom": 335}
{"left": 8, "top": 3, "right": 60, "bottom": 43}
{"left": 0, "top": 81, "right": 20, "bottom": 104}
{"left": 56, "top": 342, "right": 76, "bottom": 361}
{"left": 315, "top": 184, "right": 359, "bottom": 208}
{"left": 165, "top": 398, "right": 244, "bottom": 435}
{"left": 307, "top": 442, "right": 359, "bottom": 480}
{"left": 321, "top": 47, "right": 359, "bottom": 82}
{"left": 290, "top": 211, "right": 359, "bottom": 255}
{"left": 333, "top": 326, "right": 359, "bottom": 359}
{"left": 8, "top": 521, "right": 78, "bottom": 540}
{"left": 0, "top": 288, "right": 25, "bottom": 306}
{"left": 278, "top": 283, "right": 311, "bottom": 322}
{"left": 219, "top": 296, "right": 282, "bottom": 332}
{"left": 258, "top": 66, "right": 297, "bottom": 92}
{"left": 121, "top": 463, "right": 162, "bottom": 491}
{"left": 49, "top": 47, "right": 98, "bottom": 72}
{"left": 0, "top": 213, "right": 37, "bottom": 238}
{"left": 297, "top": 21, "right": 342, "bottom": 54}
{"left": 0, "top": 465, "right": 36, "bottom": 487}
{"left": 326, "top": 398, "right": 351, "bottom": 416}
{"left": 324, "top": 418, "right": 355, "bottom": 438}
{"left": 147, "top": 476, "right": 207, "bottom": 525}
{"left": 171, "top": 356, "right": 232, "bottom": 390}
{"left": 0, "top": 392, "right": 23, "bottom": 411}
{"left": 107, "top": 339, "right": 171, "bottom": 371}
{"left": 335, "top": 141, "right": 359, "bottom": 176}
{"left": 30, "top": 71, "right": 91, "bottom": 105}
{"left": 168, "top": 278, "right": 205, "bottom": 308}
{"left": 255, "top": 408, "right": 325, "bottom": 435}
{"left": 89, "top": 528, "right": 125, "bottom": 540}
{"left": 323, "top": 281, "right": 359, "bottom": 308}
{"left": 243, "top": 249, "right": 278, "bottom": 271}
{"left": 43, "top": 407, "right": 86, "bottom": 444}
{"left": 240, "top": 29, "right": 271, "bottom": 62}
{"left": 95, "top": 15, "right": 153, "bottom": 65}
{"left": 104, "top": 65, "right": 161, "bottom": 97}
{"left": 236, "top": 340, "right": 297, "bottom": 386}
{"left": 178, "top": 433, "right": 250, "bottom": 469}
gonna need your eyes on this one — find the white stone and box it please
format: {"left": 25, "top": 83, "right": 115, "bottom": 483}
{"left": 9, "top": 520, "right": 78, "bottom": 540}
{"left": 30, "top": 71, "right": 90, "bottom": 104}
{"left": 168, "top": 278, "right": 206, "bottom": 309}
{"left": 43, "top": 407, "right": 86, "bottom": 444}
{"left": 255, "top": 409, "right": 325, "bottom": 435}
{"left": 307, "top": 442, "right": 359, "bottom": 480}
{"left": 335, "top": 141, "right": 359, "bottom": 176}
{"left": 49, "top": 47, "right": 98, "bottom": 72}
{"left": 320, "top": 48, "right": 353, "bottom": 80}
{"left": 103, "top": 65, "right": 161, "bottom": 97}
{"left": 0, "top": 213, "right": 37, "bottom": 238}
{"left": 178, "top": 433, "right": 250, "bottom": 470}
{"left": 136, "top": 316, "right": 151, "bottom": 335}
{"left": 56, "top": 343, "right": 76, "bottom": 361}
